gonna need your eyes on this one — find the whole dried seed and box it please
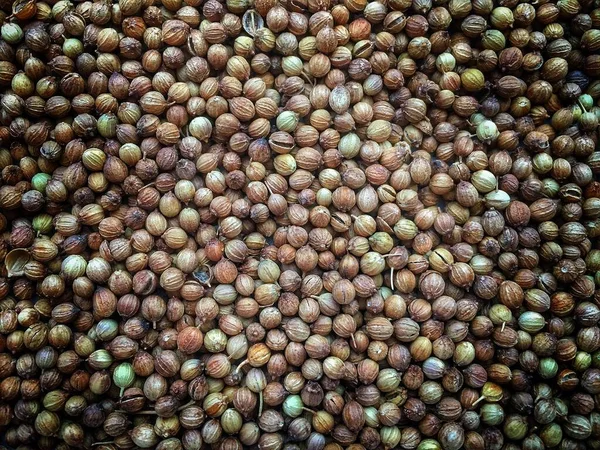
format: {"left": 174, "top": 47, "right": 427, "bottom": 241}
{"left": 0, "top": 0, "right": 600, "bottom": 450}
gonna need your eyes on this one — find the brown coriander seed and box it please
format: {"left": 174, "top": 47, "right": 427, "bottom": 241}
{"left": 1, "top": 0, "right": 599, "bottom": 448}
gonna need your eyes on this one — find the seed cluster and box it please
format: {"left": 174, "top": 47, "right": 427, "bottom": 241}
{"left": 1, "top": 0, "right": 600, "bottom": 449}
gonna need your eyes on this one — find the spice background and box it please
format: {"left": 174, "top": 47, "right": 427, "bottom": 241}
{"left": 1, "top": 0, "right": 600, "bottom": 449}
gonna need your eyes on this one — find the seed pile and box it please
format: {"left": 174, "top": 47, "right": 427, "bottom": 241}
{"left": 1, "top": 0, "right": 600, "bottom": 449}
